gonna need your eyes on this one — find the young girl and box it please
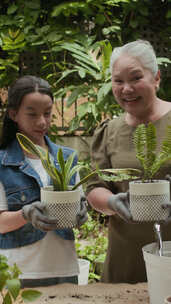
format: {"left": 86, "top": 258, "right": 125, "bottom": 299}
{"left": 0, "top": 75, "right": 87, "bottom": 287}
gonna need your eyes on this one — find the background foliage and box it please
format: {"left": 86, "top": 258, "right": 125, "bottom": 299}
{"left": 0, "top": 0, "right": 170, "bottom": 135}
{"left": 0, "top": 0, "right": 170, "bottom": 284}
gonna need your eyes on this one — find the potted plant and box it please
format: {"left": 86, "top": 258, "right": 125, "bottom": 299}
{"left": 16, "top": 133, "right": 139, "bottom": 228}
{"left": 0, "top": 254, "right": 41, "bottom": 304}
{"left": 129, "top": 122, "right": 171, "bottom": 221}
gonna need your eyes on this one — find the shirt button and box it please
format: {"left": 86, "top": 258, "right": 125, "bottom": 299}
{"left": 21, "top": 194, "right": 26, "bottom": 202}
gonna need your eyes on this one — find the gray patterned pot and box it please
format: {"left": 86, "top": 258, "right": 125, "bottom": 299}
{"left": 41, "top": 186, "right": 81, "bottom": 228}
{"left": 129, "top": 180, "right": 170, "bottom": 221}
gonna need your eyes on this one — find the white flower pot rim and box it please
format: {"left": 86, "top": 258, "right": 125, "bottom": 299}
{"left": 129, "top": 179, "right": 170, "bottom": 196}
{"left": 41, "top": 185, "right": 79, "bottom": 193}
{"left": 130, "top": 179, "right": 169, "bottom": 184}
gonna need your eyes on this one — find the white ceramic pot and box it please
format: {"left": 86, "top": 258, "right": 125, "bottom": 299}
{"left": 78, "top": 258, "right": 90, "bottom": 285}
{"left": 143, "top": 241, "right": 171, "bottom": 304}
{"left": 40, "top": 186, "right": 81, "bottom": 229}
{"left": 129, "top": 180, "right": 170, "bottom": 221}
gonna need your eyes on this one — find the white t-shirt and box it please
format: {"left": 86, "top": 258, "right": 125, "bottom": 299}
{"left": 0, "top": 157, "right": 79, "bottom": 279}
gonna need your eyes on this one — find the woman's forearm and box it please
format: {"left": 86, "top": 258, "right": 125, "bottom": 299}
{"left": 87, "top": 187, "right": 116, "bottom": 215}
{"left": 0, "top": 210, "right": 27, "bottom": 234}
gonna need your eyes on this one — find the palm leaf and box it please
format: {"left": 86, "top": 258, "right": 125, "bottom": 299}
{"left": 62, "top": 43, "right": 100, "bottom": 71}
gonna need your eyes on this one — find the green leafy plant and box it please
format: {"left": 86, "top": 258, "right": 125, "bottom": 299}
{"left": 52, "top": 38, "right": 121, "bottom": 135}
{"left": 0, "top": 254, "right": 41, "bottom": 304}
{"left": 74, "top": 210, "right": 108, "bottom": 283}
{"left": 133, "top": 122, "right": 171, "bottom": 181}
{"left": 16, "top": 132, "right": 140, "bottom": 191}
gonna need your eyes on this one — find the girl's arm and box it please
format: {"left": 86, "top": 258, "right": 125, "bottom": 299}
{"left": 0, "top": 210, "right": 26, "bottom": 234}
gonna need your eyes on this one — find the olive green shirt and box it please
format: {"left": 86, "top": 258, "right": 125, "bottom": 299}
{"left": 86, "top": 112, "right": 171, "bottom": 283}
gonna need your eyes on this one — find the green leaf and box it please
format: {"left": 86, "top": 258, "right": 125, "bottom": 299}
{"left": 16, "top": 133, "right": 42, "bottom": 158}
{"left": 75, "top": 62, "right": 99, "bottom": 79}
{"left": 6, "top": 279, "right": 20, "bottom": 300}
{"left": 157, "top": 57, "right": 171, "bottom": 65}
{"left": 97, "top": 82, "right": 112, "bottom": 104}
{"left": 133, "top": 122, "right": 171, "bottom": 180}
{"left": 56, "top": 69, "right": 77, "bottom": 84}
{"left": 77, "top": 102, "right": 94, "bottom": 119}
{"left": 140, "top": 6, "right": 149, "bottom": 16}
{"left": 3, "top": 291, "right": 12, "bottom": 304}
{"left": 166, "top": 10, "right": 171, "bottom": 18}
{"left": 71, "top": 53, "right": 100, "bottom": 71}
{"left": 130, "top": 19, "right": 138, "bottom": 28}
{"left": 65, "top": 152, "right": 77, "bottom": 185}
{"left": 24, "top": 2, "right": 40, "bottom": 9}
{"left": 14, "top": 32, "right": 25, "bottom": 44}
{"left": 66, "top": 86, "right": 87, "bottom": 107}
{"left": 7, "top": 4, "right": 18, "bottom": 15}
{"left": 62, "top": 43, "right": 100, "bottom": 71}
{"left": 95, "top": 14, "right": 105, "bottom": 25}
{"left": 57, "top": 148, "right": 66, "bottom": 189}
{"left": 78, "top": 68, "right": 86, "bottom": 78}
{"left": 21, "top": 289, "right": 42, "bottom": 302}
{"left": 0, "top": 271, "right": 8, "bottom": 291}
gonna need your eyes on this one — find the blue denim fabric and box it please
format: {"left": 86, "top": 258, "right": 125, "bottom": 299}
{"left": 0, "top": 136, "right": 77, "bottom": 249}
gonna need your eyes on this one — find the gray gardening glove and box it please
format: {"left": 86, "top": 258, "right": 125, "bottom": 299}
{"left": 107, "top": 192, "right": 132, "bottom": 222}
{"left": 22, "top": 201, "right": 58, "bottom": 232}
{"left": 76, "top": 196, "right": 88, "bottom": 228}
{"left": 161, "top": 174, "right": 171, "bottom": 224}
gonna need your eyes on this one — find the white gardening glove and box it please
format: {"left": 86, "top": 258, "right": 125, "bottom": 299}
{"left": 107, "top": 192, "right": 132, "bottom": 222}
{"left": 22, "top": 201, "right": 58, "bottom": 232}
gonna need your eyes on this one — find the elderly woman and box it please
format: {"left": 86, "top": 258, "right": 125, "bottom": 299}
{"left": 86, "top": 40, "right": 171, "bottom": 283}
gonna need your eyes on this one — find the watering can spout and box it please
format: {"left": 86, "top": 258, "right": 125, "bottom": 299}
{"left": 153, "top": 222, "right": 163, "bottom": 256}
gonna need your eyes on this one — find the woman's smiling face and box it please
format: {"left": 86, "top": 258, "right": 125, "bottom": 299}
{"left": 111, "top": 55, "right": 160, "bottom": 118}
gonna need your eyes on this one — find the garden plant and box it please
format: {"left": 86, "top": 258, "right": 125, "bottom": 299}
{"left": 16, "top": 132, "right": 140, "bottom": 191}
{"left": 0, "top": 254, "right": 41, "bottom": 304}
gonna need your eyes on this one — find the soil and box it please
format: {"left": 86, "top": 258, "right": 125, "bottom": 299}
{"left": 21, "top": 282, "right": 149, "bottom": 304}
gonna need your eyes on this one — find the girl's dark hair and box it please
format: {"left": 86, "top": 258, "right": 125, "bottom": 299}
{"left": 0, "top": 75, "right": 53, "bottom": 149}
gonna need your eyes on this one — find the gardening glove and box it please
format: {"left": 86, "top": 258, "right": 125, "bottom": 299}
{"left": 22, "top": 201, "right": 58, "bottom": 232}
{"left": 161, "top": 202, "right": 171, "bottom": 224}
{"left": 161, "top": 174, "right": 171, "bottom": 224}
{"left": 107, "top": 192, "right": 132, "bottom": 222}
{"left": 76, "top": 195, "right": 88, "bottom": 228}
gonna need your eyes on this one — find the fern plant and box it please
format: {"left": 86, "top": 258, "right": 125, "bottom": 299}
{"left": 16, "top": 133, "right": 140, "bottom": 191}
{"left": 133, "top": 122, "right": 171, "bottom": 182}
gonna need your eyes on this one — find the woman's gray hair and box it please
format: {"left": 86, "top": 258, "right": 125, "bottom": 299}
{"left": 110, "top": 40, "right": 158, "bottom": 76}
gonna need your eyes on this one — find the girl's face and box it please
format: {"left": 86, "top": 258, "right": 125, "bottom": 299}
{"left": 111, "top": 55, "right": 160, "bottom": 118}
{"left": 9, "top": 92, "right": 53, "bottom": 146}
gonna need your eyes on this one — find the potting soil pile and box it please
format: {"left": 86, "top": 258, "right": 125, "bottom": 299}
{"left": 17, "top": 282, "right": 149, "bottom": 304}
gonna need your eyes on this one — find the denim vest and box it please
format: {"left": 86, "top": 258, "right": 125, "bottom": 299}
{"left": 0, "top": 136, "right": 77, "bottom": 249}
